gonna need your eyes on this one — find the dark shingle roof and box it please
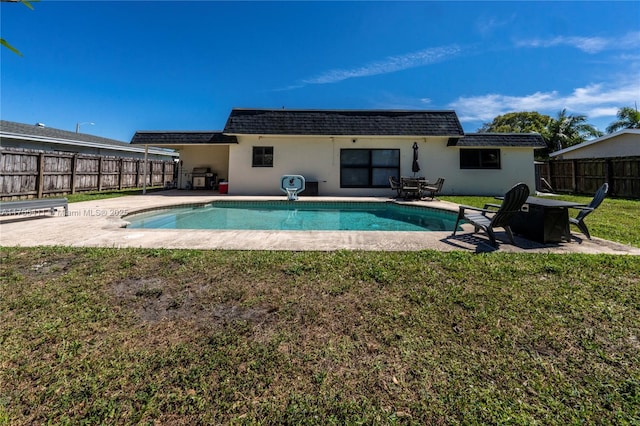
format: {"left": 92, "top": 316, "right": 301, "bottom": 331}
{"left": 453, "top": 133, "right": 546, "bottom": 148}
{"left": 131, "top": 131, "right": 237, "bottom": 145}
{"left": 223, "top": 108, "right": 464, "bottom": 137}
{"left": 1, "top": 120, "right": 132, "bottom": 147}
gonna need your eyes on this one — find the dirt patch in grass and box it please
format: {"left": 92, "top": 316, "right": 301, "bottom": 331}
{"left": 110, "top": 277, "right": 278, "bottom": 326}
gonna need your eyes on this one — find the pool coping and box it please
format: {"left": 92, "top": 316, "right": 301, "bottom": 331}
{"left": 1, "top": 190, "right": 639, "bottom": 254}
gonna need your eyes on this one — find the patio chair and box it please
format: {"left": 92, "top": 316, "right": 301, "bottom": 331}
{"left": 452, "top": 182, "right": 530, "bottom": 248}
{"left": 400, "top": 177, "right": 421, "bottom": 199}
{"left": 569, "top": 182, "right": 608, "bottom": 239}
{"left": 422, "top": 177, "right": 445, "bottom": 199}
{"left": 389, "top": 176, "right": 402, "bottom": 197}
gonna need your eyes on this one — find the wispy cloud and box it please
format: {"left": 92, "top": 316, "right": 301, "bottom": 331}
{"left": 449, "top": 78, "right": 640, "bottom": 126}
{"left": 475, "top": 14, "right": 515, "bottom": 37}
{"left": 299, "top": 45, "right": 461, "bottom": 86}
{"left": 516, "top": 31, "right": 640, "bottom": 54}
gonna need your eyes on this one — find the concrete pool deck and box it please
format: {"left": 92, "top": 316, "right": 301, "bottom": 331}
{"left": 1, "top": 190, "right": 638, "bottom": 254}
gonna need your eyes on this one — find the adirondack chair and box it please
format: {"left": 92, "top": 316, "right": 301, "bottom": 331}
{"left": 569, "top": 182, "right": 608, "bottom": 239}
{"left": 452, "top": 183, "right": 530, "bottom": 248}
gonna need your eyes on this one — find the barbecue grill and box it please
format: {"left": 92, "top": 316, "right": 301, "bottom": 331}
{"left": 191, "top": 167, "right": 215, "bottom": 189}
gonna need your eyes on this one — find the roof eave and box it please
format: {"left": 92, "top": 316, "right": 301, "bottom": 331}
{"left": 223, "top": 132, "right": 463, "bottom": 138}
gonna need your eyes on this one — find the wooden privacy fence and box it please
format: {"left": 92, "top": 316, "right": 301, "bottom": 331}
{"left": 0, "top": 148, "right": 175, "bottom": 200}
{"left": 537, "top": 157, "right": 640, "bottom": 199}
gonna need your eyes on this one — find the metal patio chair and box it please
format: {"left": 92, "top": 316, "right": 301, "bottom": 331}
{"left": 389, "top": 176, "right": 402, "bottom": 197}
{"left": 422, "top": 177, "right": 445, "bottom": 200}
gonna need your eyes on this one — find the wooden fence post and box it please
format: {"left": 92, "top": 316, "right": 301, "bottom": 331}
{"left": 571, "top": 160, "right": 577, "bottom": 193}
{"left": 37, "top": 152, "right": 45, "bottom": 198}
{"left": 98, "top": 157, "right": 103, "bottom": 191}
{"left": 605, "top": 159, "right": 613, "bottom": 195}
{"left": 71, "top": 154, "right": 77, "bottom": 194}
{"left": 135, "top": 160, "right": 140, "bottom": 187}
{"left": 118, "top": 158, "right": 124, "bottom": 190}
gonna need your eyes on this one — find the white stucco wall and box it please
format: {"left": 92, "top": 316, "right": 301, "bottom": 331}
{"left": 446, "top": 147, "right": 537, "bottom": 195}
{"left": 228, "top": 135, "right": 418, "bottom": 196}
{"left": 225, "top": 136, "right": 537, "bottom": 196}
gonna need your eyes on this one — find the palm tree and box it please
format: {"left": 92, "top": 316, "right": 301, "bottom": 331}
{"left": 1, "top": 0, "right": 38, "bottom": 56}
{"left": 547, "top": 109, "right": 603, "bottom": 151}
{"left": 606, "top": 106, "right": 640, "bottom": 133}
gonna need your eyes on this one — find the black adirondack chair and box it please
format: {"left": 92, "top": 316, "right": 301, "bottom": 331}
{"left": 452, "top": 183, "right": 530, "bottom": 248}
{"left": 570, "top": 182, "right": 608, "bottom": 239}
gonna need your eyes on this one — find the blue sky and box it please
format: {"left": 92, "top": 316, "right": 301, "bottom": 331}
{"left": 1, "top": 1, "right": 639, "bottom": 142}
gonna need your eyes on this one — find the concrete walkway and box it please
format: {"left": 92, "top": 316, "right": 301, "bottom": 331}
{"left": 1, "top": 190, "right": 638, "bottom": 254}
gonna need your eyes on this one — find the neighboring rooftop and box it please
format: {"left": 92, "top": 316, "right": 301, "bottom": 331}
{"left": 549, "top": 128, "right": 640, "bottom": 158}
{"left": 131, "top": 131, "right": 238, "bottom": 145}
{"left": 1, "top": 120, "right": 133, "bottom": 148}
{"left": 452, "top": 133, "right": 547, "bottom": 148}
{"left": 1, "top": 120, "right": 176, "bottom": 156}
{"left": 223, "top": 108, "right": 465, "bottom": 136}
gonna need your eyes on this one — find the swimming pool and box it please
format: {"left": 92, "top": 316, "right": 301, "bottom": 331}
{"left": 125, "top": 201, "right": 459, "bottom": 232}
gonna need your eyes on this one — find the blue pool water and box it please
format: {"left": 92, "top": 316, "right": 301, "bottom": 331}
{"left": 125, "top": 201, "right": 459, "bottom": 232}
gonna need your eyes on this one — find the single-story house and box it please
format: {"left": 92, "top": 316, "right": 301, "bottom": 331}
{"left": 131, "top": 108, "right": 545, "bottom": 196}
{"left": 0, "top": 120, "right": 178, "bottom": 161}
{"left": 549, "top": 128, "right": 640, "bottom": 160}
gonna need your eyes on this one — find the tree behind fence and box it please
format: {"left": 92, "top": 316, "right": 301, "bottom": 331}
{"left": 537, "top": 157, "right": 640, "bottom": 199}
{"left": 0, "top": 148, "right": 175, "bottom": 200}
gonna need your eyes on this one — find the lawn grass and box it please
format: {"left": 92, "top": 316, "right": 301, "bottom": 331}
{"left": 64, "top": 187, "right": 165, "bottom": 203}
{"left": 441, "top": 195, "right": 640, "bottom": 248}
{"left": 1, "top": 247, "right": 639, "bottom": 424}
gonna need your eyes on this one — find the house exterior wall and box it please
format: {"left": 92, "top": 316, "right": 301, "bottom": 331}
{"left": 225, "top": 135, "right": 537, "bottom": 196}
{"left": 228, "top": 135, "right": 419, "bottom": 196}
{"left": 445, "top": 146, "right": 537, "bottom": 195}
{"left": 553, "top": 132, "right": 640, "bottom": 159}
{"left": 177, "top": 145, "right": 229, "bottom": 189}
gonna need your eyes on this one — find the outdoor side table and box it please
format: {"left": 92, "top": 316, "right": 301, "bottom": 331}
{"left": 508, "top": 197, "right": 583, "bottom": 244}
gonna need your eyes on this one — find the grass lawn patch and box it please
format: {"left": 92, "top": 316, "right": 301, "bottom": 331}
{"left": 1, "top": 247, "right": 639, "bottom": 424}
{"left": 65, "top": 187, "right": 165, "bottom": 203}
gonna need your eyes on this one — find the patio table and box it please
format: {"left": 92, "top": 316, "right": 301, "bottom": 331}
{"left": 401, "top": 177, "right": 428, "bottom": 199}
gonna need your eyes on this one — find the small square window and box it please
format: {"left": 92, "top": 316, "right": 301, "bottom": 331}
{"left": 252, "top": 146, "right": 273, "bottom": 167}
